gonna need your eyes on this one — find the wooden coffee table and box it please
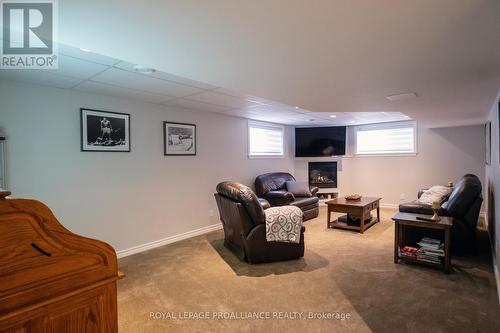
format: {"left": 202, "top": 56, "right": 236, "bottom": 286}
{"left": 326, "top": 197, "right": 381, "bottom": 233}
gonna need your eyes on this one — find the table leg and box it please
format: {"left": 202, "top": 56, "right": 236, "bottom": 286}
{"left": 444, "top": 228, "right": 451, "bottom": 273}
{"left": 326, "top": 207, "right": 331, "bottom": 229}
{"left": 360, "top": 211, "right": 365, "bottom": 234}
{"left": 394, "top": 221, "right": 399, "bottom": 263}
{"left": 377, "top": 206, "right": 380, "bottom": 222}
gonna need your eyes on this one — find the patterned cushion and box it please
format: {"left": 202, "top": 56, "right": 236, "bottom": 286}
{"left": 417, "top": 185, "right": 452, "bottom": 205}
{"left": 265, "top": 206, "right": 303, "bottom": 244}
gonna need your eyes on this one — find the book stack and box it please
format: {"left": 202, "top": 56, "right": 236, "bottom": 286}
{"left": 415, "top": 237, "right": 444, "bottom": 264}
{"left": 399, "top": 246, "right": 419, "bottom": 259}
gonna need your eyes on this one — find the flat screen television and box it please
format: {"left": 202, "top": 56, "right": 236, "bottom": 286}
{"left": 295, "top": 126, "right": 346, "bottom": 157}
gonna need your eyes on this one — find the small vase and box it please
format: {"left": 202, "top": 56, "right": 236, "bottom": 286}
{"left": 431, "top": 201, "right": 441, "bottom": 222}
{"left": 431, "top": 211, "right": 441, "bottom": 221}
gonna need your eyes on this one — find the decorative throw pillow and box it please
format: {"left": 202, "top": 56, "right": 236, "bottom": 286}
{"left": 417, "top": 185, "right": 452, "bottom": 205}
{"left": 285, "top": 181, "right": 312, "bottom": 197}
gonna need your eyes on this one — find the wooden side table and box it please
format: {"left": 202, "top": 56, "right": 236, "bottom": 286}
{"left": 326, "top": 197, "right": 381, "bottom": 233}
{"left": 392, "top": 212, "right": 453, "bottom": 273}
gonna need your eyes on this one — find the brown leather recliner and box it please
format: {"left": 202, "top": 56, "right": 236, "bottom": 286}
{"left": 254, "top": 172, "right": 319, "bottom": 221}
{"left": 214, "top": 181, "right": 305, "bottom": 264}
{"left": 399, "top": 174, "right": 483, "bottom": 253}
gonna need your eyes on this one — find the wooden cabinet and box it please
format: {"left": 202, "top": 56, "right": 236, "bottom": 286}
{"left": 0, "top": 192, "right": 121, "bottom": 333}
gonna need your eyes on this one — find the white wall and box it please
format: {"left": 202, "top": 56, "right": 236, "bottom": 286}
{"left": 0, "top": 80, "right": 294, "bottom": 253}
{"left": 295, "top": 124, "right": 486, "bottom": 207}
{"left": 0, "top": 79, "right": 489, "bottom": 258}
{"left": 485, "top": 90, "right": 500, "bottom": 299}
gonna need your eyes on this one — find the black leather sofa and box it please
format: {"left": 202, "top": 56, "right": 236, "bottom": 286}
{"left": 399, "top": 174, "right": 483, "bottom": 252}
{"left": 254, "top": 172, "right": 319, "bottom": 221}
{"left": 214, "top": 181, "right": 305, "bottom": 264}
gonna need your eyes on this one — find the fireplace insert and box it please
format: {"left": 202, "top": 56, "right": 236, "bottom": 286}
{"left": 309, "top": 162, "right": 337, "bottom": 188}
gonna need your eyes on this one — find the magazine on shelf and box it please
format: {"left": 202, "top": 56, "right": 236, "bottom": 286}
{"left": 399, "top": 237, "right": 444, "bottom": 264}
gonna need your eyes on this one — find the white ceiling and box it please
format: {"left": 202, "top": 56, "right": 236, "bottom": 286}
{"left": 51, "top": 0, "right": 500, "bottom": 127}
{"left": 0, "top": 44, "right": 409, "bottom": 126}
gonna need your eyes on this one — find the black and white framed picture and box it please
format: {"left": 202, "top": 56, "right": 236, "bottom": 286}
{"left": 81, "top": 108, "right": 130, "bottom": 152}
{"left": 163, "top": 121, "right": 196, "bottom": 156}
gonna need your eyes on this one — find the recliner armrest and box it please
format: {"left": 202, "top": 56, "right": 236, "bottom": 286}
{"left": 265, "top": 190, "right": 295, "bottom": 206}
{"left": 309, "top": 186, "right": 319, "bottom": 196}
{"left": 399, "top": 200, "right": 449, "bottom": 216}
{"left": 258, "top": 198, "right": 271, "bottom": 210}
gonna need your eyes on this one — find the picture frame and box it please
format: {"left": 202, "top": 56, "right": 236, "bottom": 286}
{"left": 81, "top": 108, "right": 130, "bottom": 152}
{"left": 163, "top": 121, "right": 196, "bottom": 156}
{"left": 485, "top": 121, "right": 491, "bottom": 165}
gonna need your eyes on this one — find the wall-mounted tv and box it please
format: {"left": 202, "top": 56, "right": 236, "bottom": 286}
{"left": 295, "top": 126, "right": 346, "bottom": 157}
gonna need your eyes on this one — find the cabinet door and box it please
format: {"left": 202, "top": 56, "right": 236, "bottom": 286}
{"left": 40, "top": 295, "right": 104, "bottom": 333}
{"left": 1, "top": 284, "right": 117, "bottom": 333}
{"left": 0, "top": 325, "right": 30, "bottom": 333}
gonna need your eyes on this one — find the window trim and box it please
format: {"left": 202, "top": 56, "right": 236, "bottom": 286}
{"left": 247, "top": 120, "right": 285, "bottom": 159}
{"left": 353, "top": 121, "right": 417, "bottom": 157}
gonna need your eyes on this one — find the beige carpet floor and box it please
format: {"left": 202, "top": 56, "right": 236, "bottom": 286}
{"left": 117, "top": 207, "right": 500, "bottom": 333}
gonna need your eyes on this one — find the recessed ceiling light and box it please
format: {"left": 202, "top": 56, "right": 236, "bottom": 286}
{"left": 79, "top": 48, "right": 91, "bottom": 52}
{"left": 330, "top": 115, "right": 337, "bottom": 118}
{"left": 295, "top": 106, "right": 300, "bottom": 109}
{"left": 133, "top": 65, "right": 156, "bottom": 75}
{"left": 350, "top": 120, "right": 356, "bottom": 123}
{"left": 386, "top": 92, "right": 418, "bottom": 101}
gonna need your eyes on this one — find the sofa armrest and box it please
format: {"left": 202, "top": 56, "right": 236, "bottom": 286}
{"left": 265, "top": 191, "right": 295, "bottom": 206}
{"left": 309, "top": 186, "right": 319, "bottom": 196}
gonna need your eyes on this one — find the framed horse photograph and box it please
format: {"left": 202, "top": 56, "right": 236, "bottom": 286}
{"left": 81, "top": 108, "right": 130, "bottom": 152}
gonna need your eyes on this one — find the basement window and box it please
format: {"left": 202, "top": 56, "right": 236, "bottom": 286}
{"left": 354, "top": 121, "right": 417, "bottom": 156}
{"left": 248, "top": 121, "right": 284, "bottom": 158}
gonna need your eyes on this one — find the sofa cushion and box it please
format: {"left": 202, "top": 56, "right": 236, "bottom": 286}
{"left": 285, "top": 181, "right": 312, "bottom": 197}
{"left": 290, "top": 196, "right": 319, "bottom": 208}
{"left": 416, "top": 185, "right": 452, "bottom": 205}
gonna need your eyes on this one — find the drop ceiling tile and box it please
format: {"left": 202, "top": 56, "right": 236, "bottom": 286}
{"left": 59, "top": 44, "right": 120, "bottom": 66}
{"left": 217, "top": 108, "right": 250, "bottom": 117}
{"left": 163, "top": 98, "right": 232, "bottom": 113}
{"left": 0, "top": 70, "right": 82, "bottom": 89}
{"left": 186, "top": 90, "right": 260, "bottom": 108}
{"left": 74, "top": 81, "right": 174, "bottom": 104}
{"left": 302, "top": 112, "right": 411, "bottom": 126}
{"left": 114, "top": 61, "right": 218, "bottom": 90}
{"left": 91, "top": 68, "right": 204, "bottom": 97}
{"left": 55, "top": 55, "right": 109, "bottom": 79}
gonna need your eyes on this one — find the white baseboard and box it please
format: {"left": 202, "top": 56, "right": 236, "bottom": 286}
{"left": 483, "top": 219, "right": 500, "bottom": 305}
{"left": 380, "top": 203, "right": 399, "bottom": 209}
{"left": 494, "top": 257, "right": 500, "bottom": 305}
{"left": 116, "top": 223, "right": 223, "bottom": 258}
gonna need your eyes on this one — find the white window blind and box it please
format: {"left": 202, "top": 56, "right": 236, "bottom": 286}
{"left": 355, "top": 122, "right": 416, "bottom": 155}
{"left": 248, "top": 122, "right": 284, "bottom": 157}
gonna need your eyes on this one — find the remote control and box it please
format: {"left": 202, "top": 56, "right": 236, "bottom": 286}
{"left": 416, "top": 216, "right": 436, "bottom": 222}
